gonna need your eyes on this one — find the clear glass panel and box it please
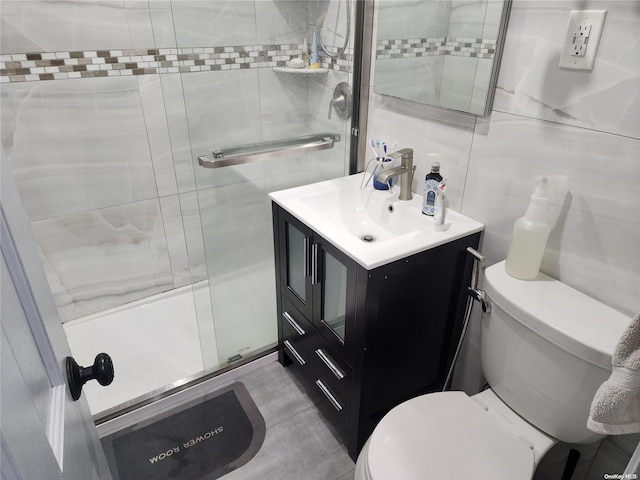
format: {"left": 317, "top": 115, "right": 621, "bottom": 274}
{"left": 322, "top": 251, "right": 347, "bottom": 343}
{"left": 163, "top": 0, "right": 354, "bottom": 368}
{"left": 0, "top": 0, "right": 355, "bottom": 418}
{"left": 286, "top": 223, "right": 307, "bottom": 302}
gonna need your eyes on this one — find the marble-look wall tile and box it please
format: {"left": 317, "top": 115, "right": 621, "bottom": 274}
{"left": 493, "top": 0, "right": 640, "bottom": 139}
{"left": 31, "top": 199, "right": 173, "bottom": 322}
{"left": 0, "top": 0, "right": 140, "bottom": 54}
{"left": 263, "top": 155, "right": 315, "bottom": 195}
{"left": 263, "top": 147, "right": 349, "bottom": 196}
{"left": 178, "top": 191, "right": 207, "bottom": 284}
{"left": 461, "top": 111, "right": 640, "bottom": 316}
{"left": 256, "top": 1, "right": 307, "bottom": 44}
{"left": 157, "top": 73, "right": 197, "bottom": 193}
{"left": 1, "top": 77, "right": 158, "bottom": 221}
{"left": 181, "top": 70, "right": 263, "bottom": 190}
{"left": 482, "top": 0, "right": 507, "bottom": 39}
{"left": 374, "top": 56, "right": 443, "bottom": 106}
{"left": 440, "top": 55, "right": 477, "bottom": 112}
{"left": 159, "top": 194, "right": 191, "bottom": 288}
{"left": 147, "top": 1, "right": 177, "bottom": 49}
{"left": 305, "top": 69, "right": 353, "bottom": 178}
{"left": 197, "top": 181, "right": 272, "bottom": 282}
{"left": 469, "top": 57, "right": 493, "bottom": 113}
{"left": 124, "top": 1, "right": 156, "bottom": 48}
{"left": 448, "top": 0, "right": 488, "bottom": 38}
{"left": 259, "top": 68, "right": 310, "bottom": 140}
{"left": 171, "top": 1, "right": 257, "bottom": 47}
{"left": 261, "top": 67, "right": 351, "bottom": 192}
{"left": 137, "top": 75, "right": 179, "bottom": 197}
{"left": 376, "top": 0, "right": 452, "bottom": 40}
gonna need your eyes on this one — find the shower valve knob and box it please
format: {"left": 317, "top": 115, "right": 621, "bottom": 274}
{"left": 66, "top": 353, "right": 114, "bottom": 401}
{"left": 328, "top": 82, "right": 352, "bottom": 120}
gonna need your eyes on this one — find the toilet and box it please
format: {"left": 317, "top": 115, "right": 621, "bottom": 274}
{"left": 355, "top": 260, "right": 631, "bottom": 479}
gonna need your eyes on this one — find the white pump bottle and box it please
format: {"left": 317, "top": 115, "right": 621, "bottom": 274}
{"left": 505, "top": 177, "right": 551, "bottom": 280}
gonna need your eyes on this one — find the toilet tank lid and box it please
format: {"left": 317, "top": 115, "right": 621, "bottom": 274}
{"left": 484, "top": 261, "right": 631, "bottom": 369}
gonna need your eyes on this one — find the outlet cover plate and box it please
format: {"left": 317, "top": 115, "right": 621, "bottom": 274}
{"left": 559, "top": 10, "right": 607, "bottom": 70}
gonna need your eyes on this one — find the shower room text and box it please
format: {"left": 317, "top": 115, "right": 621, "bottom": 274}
{"left": 149, "top": 426, "right": 224, "bottom": 463}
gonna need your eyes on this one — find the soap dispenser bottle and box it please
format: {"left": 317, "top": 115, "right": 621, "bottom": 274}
{"left": 505, "top": 177, "right": 551, "bottom": 280}
{"left": 310, "top": 31, "right": 320, "bottom": 69}
{"left": 422, "top": 162, "right": 442, "bottom": 215}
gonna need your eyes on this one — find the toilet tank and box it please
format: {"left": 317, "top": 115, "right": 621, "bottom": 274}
{"left": 481, "top": 261, "right": 630, "bottom": 444}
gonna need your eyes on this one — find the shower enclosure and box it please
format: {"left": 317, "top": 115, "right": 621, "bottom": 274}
{"left": 0, "top": 0, "right": 357, "bottom": 417}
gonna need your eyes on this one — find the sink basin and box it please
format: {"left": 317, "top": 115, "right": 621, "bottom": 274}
{"left": 269, "top": 173, "right": 484, "bottom": 269}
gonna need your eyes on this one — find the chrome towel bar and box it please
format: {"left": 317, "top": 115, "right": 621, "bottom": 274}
{"left": 198, "top": 132, "right": 341, "bottom": 169}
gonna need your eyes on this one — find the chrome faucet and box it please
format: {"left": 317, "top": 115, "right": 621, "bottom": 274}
{"left": 375, "top": 148, "right": 415, "bottom": 200}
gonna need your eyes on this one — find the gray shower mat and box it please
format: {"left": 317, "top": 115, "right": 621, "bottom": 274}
{"left": 101, "top": 382, "right": 266, "bottom": 480}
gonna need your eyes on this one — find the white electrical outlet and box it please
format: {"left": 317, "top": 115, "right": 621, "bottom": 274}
{"left": 571, "top": 24, "right": 591, "bottom": 57}
{"left": 559, "top": 10, "right": 607, "bottom": 71}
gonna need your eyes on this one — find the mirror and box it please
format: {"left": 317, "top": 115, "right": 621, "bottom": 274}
{"left": 374, "top": 0, "right": 511, "bottom": 115}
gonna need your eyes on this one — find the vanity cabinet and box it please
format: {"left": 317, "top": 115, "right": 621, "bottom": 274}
{"left": 272, "top": 203, "right": 481, "bottom": 461}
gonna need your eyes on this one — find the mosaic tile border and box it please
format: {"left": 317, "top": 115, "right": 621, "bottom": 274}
{"left": 376, "top": 37, "right": 496, "bottom": 60}
{"left": 0, "top": 44, "right": 354, "bottom": 83}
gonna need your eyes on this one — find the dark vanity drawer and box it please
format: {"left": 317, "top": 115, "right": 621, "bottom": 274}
{"left": 311, "top": 342, "right": 351, "bottom": 435}
{"left": 282, "top": 299, "right": 351, "bottom": 399}
{"left": 312, "top": 373, "right": 349, "bottom": 434}
{"left": 281, "top": 297, "right": 350, "bottom": 435}
{"left": 281, "top": 300, "right": 312, "bottom": 340}
{"left": 281, "top": 303, "right": 314, "bottom": 369}
{"left": 311, "top": 342, "right": 350, "bottom": 402}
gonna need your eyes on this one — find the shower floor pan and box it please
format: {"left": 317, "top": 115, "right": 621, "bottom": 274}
{"left": 63, "top": 282, "right": 216, "bottom": 416}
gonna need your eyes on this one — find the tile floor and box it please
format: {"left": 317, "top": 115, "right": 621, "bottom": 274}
{"left": 99, "top": 357, "right": 355, "bottom": 480}
{"left": 217, "top": 361, "right": 355, "bottom": 480}
{"left": 98, "top": 355, "right": 638, "bottom": 480}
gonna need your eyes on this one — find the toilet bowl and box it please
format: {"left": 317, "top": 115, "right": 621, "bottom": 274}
{"left": 355, "top": 261, "right": 630, "bottom": 480}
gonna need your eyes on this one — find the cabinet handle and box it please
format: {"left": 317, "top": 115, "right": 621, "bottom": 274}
{"left": 303, "top": 236, "right": 311, "bottom": 278}
{"left": 283, "top": 340, "right": 306, "bottom": 366}
{"left": 311, "top": 243, "right": 319, "bottom": 285}
{"left": 283, "top": 311, "right": 306, "bottom": 336}
{"left": 315, "top": 349, "right": 345, "bottom": 379}
{"left": 315, "top": 380, "right": 343, "bottom": 411}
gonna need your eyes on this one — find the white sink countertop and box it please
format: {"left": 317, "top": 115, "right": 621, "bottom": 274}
{"left": 269, "top": 173, "right": 484, "bottom": 270}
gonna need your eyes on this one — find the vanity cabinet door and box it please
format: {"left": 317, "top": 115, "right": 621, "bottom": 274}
{"left": 275, "top": 204, "right": 357, "bottom": 366}
{"left": 278, "top": 210, "right": 314, "bottom": 320}
{"left": 312, "top": 237, "right": 357, "bottom": 367}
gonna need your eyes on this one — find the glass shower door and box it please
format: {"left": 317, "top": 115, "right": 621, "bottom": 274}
{"left": 154, "top": 0, "right": 355, "bottom": 370}
{"left": 0, "top": 0, "right": 356, "bottom": 418}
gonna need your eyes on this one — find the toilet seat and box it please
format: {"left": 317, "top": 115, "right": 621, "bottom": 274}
{"left": 364, "top": 391, "right": 536, "bottom": 479}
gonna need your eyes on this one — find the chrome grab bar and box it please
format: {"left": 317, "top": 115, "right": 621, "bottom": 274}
{"left": 198, "top": 132, "right": 341, "bottom": 169}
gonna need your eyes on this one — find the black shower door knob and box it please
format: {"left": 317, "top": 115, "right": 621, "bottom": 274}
{"left": 66, "top": 353, "right": 114, "bottom": 401}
